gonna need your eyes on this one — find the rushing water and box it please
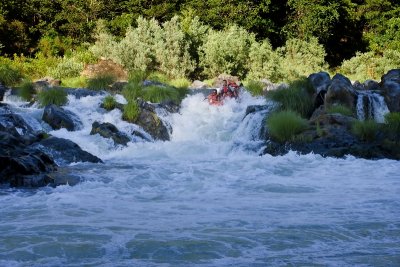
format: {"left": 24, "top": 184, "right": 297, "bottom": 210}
{"left": 1, "top": 91, "right": 400, "bottom": 267}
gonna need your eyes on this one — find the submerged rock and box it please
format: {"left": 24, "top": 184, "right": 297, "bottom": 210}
{"left": 90, "top": 121, "right": 130, "bottom": 146}
{"left": 42, "top": 104, "right": 83, "bottom": 131}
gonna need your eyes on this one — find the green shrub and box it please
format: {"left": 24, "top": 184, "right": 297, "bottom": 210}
{"left": 48, "top": 56, "right": 84, "bottom": 79}
{"left": 147, "top": 72, "right": 169, "bottom": 84}
{"left": 61, "top": 76, "right": 88, "bottom": 88}
{"left": 87, "top": 74, "right": 116, "bottom": 90}
{"left": 168, "top": 77, "right": 191, "bottom": 89}
{"left": 123, "top": 101, "right": 140, "bottom": 122}
{"left": 267, "top": 110, "right": 308, "bottom": 143}
{"left": 102, "top": 95, "right": 117, "bottom": 111}
{"left": 18, "top": 80, "right": 35, "bottom": 101}
{"left": 352, "top": 119, "right": 379, "bottom": 142}
{"left": 10, "top": 53, "right": 59, "bottom": 79}
{"left": 384, "top": 112, "right": 400, "bottom": 139}
{"left": 266, "top": 78, "right": 314, "bottom": 118}
{"left": 128, "top": 69, "right": 148, "bottom": 85}
{"left": 244, "top": 80, "right": 264, "bottom": 96}
{"left": 142, "top": 85, "right": 180, "bottom": 103}
{"left": 199, "top": 24, "right": 256, "bottom": 78}
{"left": 37, "top": 88, "right": 68, "bottom": 107}
{"left": 0, "top": 64, "right": 23, "bottom": 86}
{"left": 122, "top": 82, "right": 143, "bottom": 102}
{"left": 326, "top": 105, "right": 354, "bottom": 117}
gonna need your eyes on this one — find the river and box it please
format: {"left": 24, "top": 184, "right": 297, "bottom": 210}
{"left": 1, "top": 91, "right": 399, "bottom": 266}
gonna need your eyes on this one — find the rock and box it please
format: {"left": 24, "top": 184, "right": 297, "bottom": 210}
{"left": 33, "top": 77, "right": 61, "bottom": 93}
{"left": 310, "top": 113, "right": 356, "bottom": 130}
{"left": 110, "top": 81, "right": 128, "bottom": 93}
{"left": 159, "top": 100, "right": 180, "bottom": 113}
{"left": 81, "top": 59, "right": 128, "bottom": 80}
{"left": 245, "top": 105, "right": 270, "bottom": 117}
{"left": 37, "top": 136, "right": 102, "bottom": 164}
{"left": 380, "top": 69, "right": 400, "bottom": 112}
{"left": 215, "top": 74, "right": 240, "bottom": 87}
{"left": 0, "top": 83, "right": 8, "bottom": 101}
{"left": 325, "top": 74, "right": 357, "bottom": 111}
{"left": 42, "top": 104, "right": 83, "bottom": 131}
{"left": 132, "top": 130, "right": 152, "bottom": 141}
{"left": 135, "top": 108, "right": 170, "bottom": 141}
{"left": 64, "top": 88, "right": 105, "bottom": 99}
{"left": 190, "top": 80, "right": 208, "bottom": 89}
{"left": 308, "top": 72, "right": 331, "bottom": 94}
{"left": 90, "top": 121, "right": 130, "bottom": 146}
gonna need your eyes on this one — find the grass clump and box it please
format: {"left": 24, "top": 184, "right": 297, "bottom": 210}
{"left": 61, "top": 76, "right": 88, "bottom": 88}
{"left": 266, "top": 78, "right": 314, "bottom": 118}
{"left": 352, "top": 119, "right": 379, "bottom": 142}
{"left": 18, "top": 80, "right": 35, "bottom": 101}
{"left": 244, "top": 80, "right": 264, "bottom": 96}
{"left": 102, "top": 95, "right": 117, "bottom": 111}
{"left": 267, "top": 110, "right": 308, "bottom": 143}
{"left": 142, "top": 85, "right": 180, "bottom": 103}
{"left": 37, "top": 88, "right": 68, "bottom": 107}
{"left": 128, "top": 70, "right": 148, "bottom": 85}
{"left": 87, "top": 74, "right": 116, "bottom": 90}
{"left": 122, "top": 82, "right": 143, "bottom": 102}
{"left": 123, "top": 101, "right": 140, "bottom": 122}
{"left": 326, "top": 105, "right": 354, "bottom": 117}
{"left": 0, "top": 64, "right": 23, "bottom": 86}
{"left": 384, "top": 112, "right": 400, "bottom": 140}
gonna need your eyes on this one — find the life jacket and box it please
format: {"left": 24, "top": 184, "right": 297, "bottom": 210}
{"left": 222, "top": 85, "right": 234, "bottom": 98}
{"left": 208, "top": 93, "right": 222, "bottom": 106}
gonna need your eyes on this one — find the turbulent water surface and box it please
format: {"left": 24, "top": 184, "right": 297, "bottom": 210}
{"left": 1, "top": 92, "right": 400, "bottom": 266}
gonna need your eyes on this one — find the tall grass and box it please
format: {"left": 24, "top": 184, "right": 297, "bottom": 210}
{"left": 0, "top": 64, "right": 23, "bottom": 86}
{"left": 267, "top": 110, "right": 308, "bottom": 143}
{"left": 128, "top": 70, "right": 148, "bottom": 85}
{"left": 244, "top": 80, "right": 264, "bottom": 96}
{"left": 122, "top": 82, "right": 143, "bottom": 102}
{"left": 142, "top": 85, "right": 180, "bottom": 103}
{"left": 266, "top": 78, "right": 314, "bottom": 118}
{"left": 18, "top": 80, "right": 35, "bottom": 101}
{"left": 37, "top": 88, "right": 68, "bottom": 107}
{"left": 102, "top": 95, "right": 117, "bottom": 111}
{"left": 384, "top": 112, "right": 400, "bottom": 139}
{"left": 61, "top": 76, "right": 88, "bottom": 88}
{"left": 87, "top": 74, "right": 116, "bottom": 90}
{"left": 123, "top": 101, "right": 140, "bottom": 122}
{"left": 326, "top": 105, "right": 354, "bottom": 117}
{"left": 352, "top": 119, "right": 379, "bottom": 142}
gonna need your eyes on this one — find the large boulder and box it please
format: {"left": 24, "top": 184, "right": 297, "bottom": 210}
{"left": 135, "top": 109, "right": 170, "bottom": 141}
{"left": 325, "top": 74, "right": 357, "bottom": 111}
{"left": 42, "top": 104, "right": 83, "bottom": 131}
{"left": 90, "top": 121, "right": 130, "bottom": 146}
{"left": 190, "top": 80, "right": 208, "bottom": 89}
{"left": 64, "top": 88, "right": 105, "bottom": 99}
{"left": 308, "top": 72, "right": 331, "bottom": 94}
{"left": 37, "top": 136, "right": 102, "bottom": 164}
{"left": 81, "top": 59, "right": 128, "bottom": 80}
{"left": 380, "top": 69, "right": 400, "bottom": 112}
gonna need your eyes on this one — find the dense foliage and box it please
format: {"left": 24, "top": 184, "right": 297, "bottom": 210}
{"left": 0, "top": 0, "right": 399, "bottom": 83}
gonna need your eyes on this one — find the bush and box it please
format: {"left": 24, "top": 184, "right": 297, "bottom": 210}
{"left": 247, "top": 40, "right": 284, "bottom": 83}
{"left": 123, "top": 101, "right": 140, "bottom": 122}
{"left": 37, "top": 88, "right": 68, "bottom": 107}
{"left": 48, "top": 56, "right": 84, "bottom": 79}
{"left": 339, "top": 50, "right": 400, "bottom": 81}
{"left": 266, "top": 78, "right": 314, "bottom": 118}
{"left": 18, "top": 80, "right": 35, "bottom": 101}
{"left": 0, "top": 63, "right": 23, "bottom": 86}
{"left": 384, "top": 112, "right": 400, "bottom": 139}
{"left": 142, "top": 85, "right": 180, "bottom": 103}
{"left": 128, "top": 70, "right": 148, "bottom": 85}
{"left": 199, "top": 24, "right": 256, "bottom": 78}
{"left": 122, "top": 82, "right": 143, "bottom": 102}
{"left": 352, "top": 119, "right": 379, "bottom": 142}
{"left": 168, "top": 77, "right": 191, "bottom": 89}
{"left": 87, "top": 74, "right": 116, "bottom": 90}
{"left": 61, "top": 76, "right": 88, "bottom": 88}
{"left": 102, "top": 95, "right": 117, "bottom": 111}
{"left": 267, "top": 110, "right": 308, "bottom": 143}
{"left": 326, "top": 104, "right": 353, "bottom": 116}
{"left": 244, "top": 80, "right": 264, "bottom": 96}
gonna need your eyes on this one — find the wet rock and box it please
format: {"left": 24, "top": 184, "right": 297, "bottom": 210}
{"left": 325, "top": 74, "right": 356, "bottom": 111}
{"left": 0, "top": 83, "right": 8, "bottom": 101}
{"left": 37, "top": 136, "right": 102, "bottom": 164}
{"left": 308, "top": 72, "right": 331, "bottom": 94}
{"left": 90, "top": 121, "right": 130, "bottom": 146}
{"left": 191, "top": 80, "right": 208, "bottom": 89}
{"left": 42, "top": 104, "right": 83, "bottom": 131}
{"left": 64, "top": 88, "right": 105, "bottom": 99}
{"left": 132, "top": 130, "right": 152, "bottom": 141}
{"left": 381, "top": 69, "right": 400, "bottom": 112}
{"left": 135, "top": 109, "right": 170, "bottom": 141}
{"left": 245, "top": 105, "right": 270, "bottom": 117}
{"left": 159, "top": 100, "right": 180, "bottom": 114}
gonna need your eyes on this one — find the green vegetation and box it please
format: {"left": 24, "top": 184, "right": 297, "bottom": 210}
{"left": 123, "top": 101, "right": 140, "bottom": 123}
{"left": 0, "top": 64, "right": 23, "bottom": 86}
{"left": 326, "top": 105, "right": 354, "bottom": 117}
{"left": 266, "top": 78, "right": 314, "bottom": 118}
{"left": 61, "top": 76, "right": 88, "bottom": 88}
{"left": 142, "top": 85, "right": 180, "bottom": 103}
{"left": 87, "top": 75, "right": 116, "bottom": 91}
{"left": 37, "top": 88, "right": 68, "bottom": 107}
{"left": 122, "top": 82, "right": 143, "bottom": 102}
{"left": 384, "top": 112, "right": 400, "bottom": 140}
{"left": 352, "top": 119, "right": 380, "bottom": 142}
{"left": 18, "top": 80, "right": 35, "bottom": 101}
{"left": 244, "top": 80, "right": 264, "bottom": 96}
{"left": 102, "top": 95, "right": 117, "bottom": 111}
{"left": 267, "top": 110, "right": 309, "bottom": 143}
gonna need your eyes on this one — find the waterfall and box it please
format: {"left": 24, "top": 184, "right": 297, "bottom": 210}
{"left": 356, "top": 91, "right": 389, "bottom": 123}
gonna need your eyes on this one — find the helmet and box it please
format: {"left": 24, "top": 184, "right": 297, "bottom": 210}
{"left": 216, "top": 88, "right": 221, "bottom": 94}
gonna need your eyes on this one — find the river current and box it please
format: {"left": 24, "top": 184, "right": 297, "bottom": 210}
{"left": 1, "top": 92, "right": 399, "bottom": 266}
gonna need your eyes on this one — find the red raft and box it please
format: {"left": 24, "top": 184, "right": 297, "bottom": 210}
{"left": 207, "top": 82, "right": 240, "bottom": 106}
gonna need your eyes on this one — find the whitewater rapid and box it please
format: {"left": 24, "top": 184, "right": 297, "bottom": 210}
{"left": 1, "top": 91, "right": 400, "bottom": 266}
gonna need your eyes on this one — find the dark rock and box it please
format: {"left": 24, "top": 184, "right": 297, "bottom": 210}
{"left": 37, "top": 136, "right": 102, "bottom": 164}
{"left": 135, "top": 108, "right": 170, "bottom": 141}
{"left": 0, "top": 83, "right": 8, "bottom": 101}
{"left": 90, "top": 121, "right": 130, "bottom": 146}
{"left": 325, "top": 74, "right": 357, "bottom": 111}
{"left": 308, "top": 72, "right": 331, "bottom": 94}
{"left": 159, "top": 100, "right": 180, "bottom": 113}
{"left": 42, "top": 104, "right": 83, "bottom": 131}
{"left": 381, "top": 69, "right": 400, "bottom": 112}
{"left": 190, "top": 80, "right": 207, "bottom": 89}
{"left": 245, "top": 105, "right": 270, "bottom": 117}
{"left": 64, "top": 88, "right": 105, "bottom": 99}
{"left": 132, "top": 130, "right": 152, "bottom": 141}
{"left": 110, "top": 81, "right": 128, "bottom": 93}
